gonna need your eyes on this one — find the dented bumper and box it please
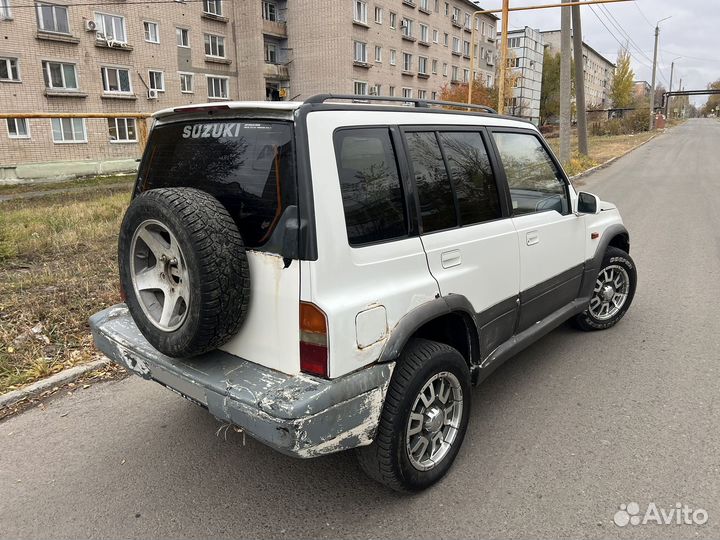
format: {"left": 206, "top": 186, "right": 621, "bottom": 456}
{"left": 89, "top": 305, "right": 394, "bottom": 458}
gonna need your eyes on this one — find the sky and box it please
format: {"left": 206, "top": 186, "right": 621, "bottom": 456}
{"left": 487, "top": 0, "right": 719, "bottom": 106}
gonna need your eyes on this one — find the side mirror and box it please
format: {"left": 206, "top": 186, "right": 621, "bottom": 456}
{"left": 577, "top": 191, "right": 601, "bottom": 215}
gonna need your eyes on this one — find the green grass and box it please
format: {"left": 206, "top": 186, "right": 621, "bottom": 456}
{"left": 0, "top": 188, "right": 131, "bottom": 392}
{"left": 0, "top": 173, "right": 135, "bottom": 196}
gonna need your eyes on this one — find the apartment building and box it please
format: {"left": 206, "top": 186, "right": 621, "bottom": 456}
{"left": 541, "top": 29, "right": 615, "bottom": 108}
{"left": 633, "top": 80, "right": 651, "bottom": 102}
{"left": 502, "top": 26, "right": 543, "bottom": 125}
{"left": 0, "top": 0, "right": 497, "bottom": 171}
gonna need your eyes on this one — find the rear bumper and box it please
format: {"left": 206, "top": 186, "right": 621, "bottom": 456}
{"left": 89, "top": 305, "right": 394, "bottom": 458}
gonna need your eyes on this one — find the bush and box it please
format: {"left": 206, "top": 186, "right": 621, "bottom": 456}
{"left": 590, "top": 109, "right": 650, "bottom": 136}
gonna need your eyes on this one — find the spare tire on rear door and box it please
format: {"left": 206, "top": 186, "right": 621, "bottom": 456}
{"left": 118, "top": 187, "right": 250, "bottom": 357}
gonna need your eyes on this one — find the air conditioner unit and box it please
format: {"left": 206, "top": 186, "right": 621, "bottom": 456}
{"left": 147, "top": 88, "right": 159, "bottom": 100}
{"left": 400, "top": 21, "right": 408, "bottom": 29}
{"left": 85, "top": 19, "right": 97, "bottom": 31}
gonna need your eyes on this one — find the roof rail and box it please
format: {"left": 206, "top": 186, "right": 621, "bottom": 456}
{"left": 304, "top": 94, "right": 497, "bottom": 114}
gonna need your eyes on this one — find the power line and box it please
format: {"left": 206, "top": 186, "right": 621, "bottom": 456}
{"left": 596, "top": 3, "right": 654, "bottom": 65}
{"left": 587, "top": 5, "right": 653, "bottom": 71}
{"left": 633, "top": 0, "right": 654, "bottom": 29}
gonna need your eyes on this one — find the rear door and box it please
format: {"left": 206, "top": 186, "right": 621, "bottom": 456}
{"left": 402, "top": 127, "right": 520, "bottom": 357}
{"left": 489, "top": 129, "right": 586, "bottom": 332}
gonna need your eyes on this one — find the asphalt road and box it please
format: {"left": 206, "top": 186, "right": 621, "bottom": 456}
{"left": 2, "top": 119, "right": 720, "bottom": 539}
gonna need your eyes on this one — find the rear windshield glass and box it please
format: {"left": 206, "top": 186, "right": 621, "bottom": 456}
{"left": 138, "top": 119, "right": 296, "bottom": 248}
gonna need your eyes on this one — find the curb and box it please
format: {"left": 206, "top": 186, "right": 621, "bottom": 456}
{"left": 0, "top": 358, "right": 110, "bottom": 410}
{"left": 570, "top": 132, "right": 660, "bottom": 183}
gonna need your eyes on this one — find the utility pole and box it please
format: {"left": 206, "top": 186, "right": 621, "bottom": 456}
{"left": 571, "top": 4, "right": 588, "bottom": 156}
{"left": 665, "top": 57, "right": 680, "bottom": 119}
{"left": 560, "top": 0, "right": 572, "bottom": 164}
{"left": 649, "top": 17, "right": 671, "bottom": 131}
{"left": 497, "top": 0, "right": 510, "bottom": 113}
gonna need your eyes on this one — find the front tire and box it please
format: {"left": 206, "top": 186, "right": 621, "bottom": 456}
{"left": 574, "top": 246, "right": 637, "bottom": 331}
{"left": 356, "top": 339, "right": 471, "bottom": 492}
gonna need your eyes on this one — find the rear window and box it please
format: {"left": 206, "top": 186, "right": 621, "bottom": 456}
{"left": 138, "top": 119, "right": 296, "bottom": 248}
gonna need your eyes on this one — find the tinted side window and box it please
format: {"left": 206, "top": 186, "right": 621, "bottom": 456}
{"left": 405, "top": 131, "right": 457, "bottom": 233}
{"left": 492, "top": 132, "right": 569, "bottom": 215}
{"left": 438, "top": 131, "right": 501, "bottom": 225}
{"left": 334, "top": 128, "right": 407, "bottom": 245}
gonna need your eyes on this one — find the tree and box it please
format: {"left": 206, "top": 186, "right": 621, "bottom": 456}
{"left": 701, "top": 79, "right": 720, "bottom": 116}
{"left": 540, "top": 49, "right": 561, "bottom": 124}
{"left": 437, "top": 66, "right": 518, "bottom": 112}
{"left": 654, "top": 84, "right": 666, "bottom": 109}
{"left": 610, "top": 47, "right": 635, "bottom": 108}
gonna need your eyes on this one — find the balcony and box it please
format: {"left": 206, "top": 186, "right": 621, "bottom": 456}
{"left": 451, "top": 17, "right": 462, "bottom": 28}
{"left": 402, "top": 0, "right": 416, "bottom": 7}
{"left": 262, "top": 18, "right": 287, "bottom": 38}
{"left": 263, "top": 63, "right": 289, "bottom": 81}
{"left": 401, "top": 33, "right": 417, "bottom": 42}
{"left": 417, "top": 72, "right": 430, "bottom": 79}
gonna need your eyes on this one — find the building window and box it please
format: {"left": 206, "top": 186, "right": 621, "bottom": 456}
{"left": 443, "top": 32, "right": 448, "bottom": 46}
{"left": 402, "top": 87, "right": 412, "bottom": 98}
{"left": 0, "top": 57, "right": 20, "bottom": 81}
{"left": 176, "top": 27, "right": 189, "bottom": 47}
{"left": 100, "top": 66, "right": 131, "bottom": 93}
{"left": 7, "top": 118, "right": 29, "bottom": 139}
{"left": 432, "top": 29, "right": 439, "bottom": 43}
{"left": 442, "top": 62, "right": 448, "bottom": 76}
{"left": 353, "top": 40, "right": 367, "bottom": 63}
{"left": 1, "top": 0, "right": 11, "bottom": 19}
{"left": 418, "top": 56, "right": 428, "bottom": 75}
{"left": 452, "top": 6, "right": 460, "bottom": 22}
{"left": 353, "top": 0, "right": 367, "bottom": 23}
{"left": 389, "top": 49, "right": 396, "bottom": 65}
{"left": 374, "top": 6, "right": 382, "bottom": 23}
{"left": 108, "top": 118, "right": 136, "bottom": 143}
{"left": 431, "top": 91, "right": 437, "bottom": 100}
{"left": 420, "top": 23, "right": 428, "bottom": 43}
{"left": 389, "top": 11, "right": 396, "bottom": 29}
{"left": 374, "top": 45, "right": 382, "bottom": 63}
{"left": 51, "top": 117, "right": 86, "bottom": 143}
{"left": 42, "top": 61, "right": 77, "bottom": 90}
{"left": 463, "top": 40, "right": 470, "bottom": 57}
{"left": 148, "top": 70, "right": 164, "bottom": 92}
{"left": 207, "top": 75, "right": 228, "bottom": 98}
{"left": 143, "top": 21, "right": 159, "bottom": 43}
{"left": 451, "top": 65, "right": 459, "bottom": 80}
{"left": 353, "top": 80, "right": 368, "bottom": 95}
{"left": 36, "top": 2, "right": 69, "bottom": 33}
{"left": 204, "top": 33, "right": 225, "bottom": 57}
{"left": 487, "top": 73, "right": 492, "bottom": 86}
{"left": 418, "top": 89, "right": 427, "bottom": 99}
{"left": 203, "top": 0, "right": 222, "bottom": 16}
{"left": 389, "top": 85, "right": 395, "bottom": 96}
{"left": 508, "top": 37, "right": 521, "bottom": 48}
{"left": 401, "top": 18, "right": 413, "bottom": 37}
{"left": 463, "top": 68, "right": 469, "bottom": 82}
{"left": 431, "top": 58, "right": 437, "bottom": 74}
{"left": 444, "top": 2, "right": 449, "bottom": 16}
{"left": 508, "top": 57, "right": 519, "bottom": 68}
{"left": 179, "top": 72, "right": 193, "bottom": 93}
{"left": 419, "top": 0, "right": 429, "bottom": 10}
{"left": 452, "top": 36, "right": 461, "bottom": 53}
{"left": 371, "top": 83, "right": 381, "bottom": 95}
{"left": 464, "top": 12, "right": 471, "bottom": 29}
{"left": 262, "top": 1, "right": 277, "bottom": 21}
{"left": 95, "top": 12, "right": 126, "bottom": 42}
{"left": 403, "top": 52, "right": 412, "bottom": 72}
{"left": 265, "top": 41, "right": 279, "bottom": 63}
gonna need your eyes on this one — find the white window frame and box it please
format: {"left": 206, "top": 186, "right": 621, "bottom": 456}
{"left": 95, "top": 12, "right": 126, "bottom": 43}
{"left": 418, "top": 89, "right": 427, "bottom": 99}
{"left": 264, "top": 41, "right": 279, "bottom": 63}
{"left": 431, "top": 58, "right": 437, "bottom": 74}
{"left": 353, "top": 0, "right": 367, "bottom": 24}
{"left": 0, "top": 57, "right": 20, "bottom": 81}
{"left": 108, "top": 117, "right": 137, "bottom": 143}
{"left": 374, "top": 6, "right": 382, "bottom": 24}
{"left": 204, "top": 33, "right": 226, "bottom": 58}
{"left": 402, "top": 87, "right": 412, "bottom": 99}
{"left": 402, "top": 52, "right": 413, "bottom": 72}
{"left": 389, "top": 11, "right": 396, "bottom": 29}
{"left": 148, "top": 69, "right": 164, "bottom": 92}
{"left": 143, "top": 21, "right": 159, "bottom": 43}
{"left": 419, "top": 23, "right": 428, "bottom": 43}
{"left": 418, "top": 55, "right": 428, "bottom": 75}
{"left": 207, "top": 74, "right": 229, "bottom": 99}
{"left": 432, "top": 29, "right": 439, "bottom": 43}
{"left": 353, "top": 40, "right": 367, "bottom": 63}
{"left": 51, "top": 117, "right": 86, "bottom": 144}
{"left": 1, "top": 0, "right": 12, "bottom": 20}
{"left": 262, "top": 0, "right": 277, "bottom": 21}
{"left": 36, "top": 2, "right": 69, "bottom": 34}
{"left": 179, "top": 71, "right": 194, "bottom": 93}
{"left": 7, "top": 118, "right": 30, "bottom": 139}
{"left": 452, "top": 36, "right": 461, "bottom": 53}
{"left": 401, "top": 17, "right": 413, "bottom": 37}
{"left": 374, "top": 45, "right": 382, "bottom": 63}
{"left": 42, "top": 60, "right": 78, "bottom": 90}
{"left": 100, "top": 65, "right": 131, "bottom": 94}
{"left": 443, "top": 62, "right": 448, "bottom": 76}
{"left": 389, "top": 85, "right": 395, "bottom": 97}
{"left": 176, "top": 27, "right": 190, "bottom": 47}
{"left": 203, "top": 0, "right": 223, "bottom": 16}
{"left": 419, "top": 0, "right": 429, "bottom": 10}
{"left": 389, "top": 49, "right": 396, "bottom": 65}
{"left": 353, "top": 80, "right": 368, "bottom": 96}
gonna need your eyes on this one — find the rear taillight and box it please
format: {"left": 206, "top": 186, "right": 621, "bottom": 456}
{"left": 299, "top": 302, "right": 328, "bottom": 378}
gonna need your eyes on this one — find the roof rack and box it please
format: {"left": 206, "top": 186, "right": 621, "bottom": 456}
{"left": 304, "top": 94, "right": 497, "bottom": 114}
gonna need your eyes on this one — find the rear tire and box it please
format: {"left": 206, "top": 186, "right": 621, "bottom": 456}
{"left": 356, "top": 339, "right": 471, "bottom": 492}
{"left": 118, "top": 188, "right": 250, "bottom": 357}
{"left": 574, "top": 246, "right": 636, "bottom": 331}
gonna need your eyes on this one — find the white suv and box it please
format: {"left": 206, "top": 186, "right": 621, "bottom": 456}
{"left": 90, "top": 95, "right": 637, "bottom": 491}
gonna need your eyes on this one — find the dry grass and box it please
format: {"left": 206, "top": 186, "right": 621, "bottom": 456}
{"left": 0, "top": 173, "right": 134, "bottom": 196}
{"left": 0, "top": 187, "right": 132, "bottom": 392}
{"left": 547, "top": 131, "right": 656, "bottom": 176}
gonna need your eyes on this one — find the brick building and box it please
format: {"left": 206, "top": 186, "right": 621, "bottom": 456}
{"left": 503, "top": 26, "right": 543, "bottom": 126}
{"left": 0, "top": 0, "right": 497, "bottom": 176}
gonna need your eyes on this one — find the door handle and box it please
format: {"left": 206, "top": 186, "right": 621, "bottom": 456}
{"left": 441, "top": 249, "right": 462, "bottom": 268}
{"left": 526, "top": 231, "right": 540, "bottom": 246}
